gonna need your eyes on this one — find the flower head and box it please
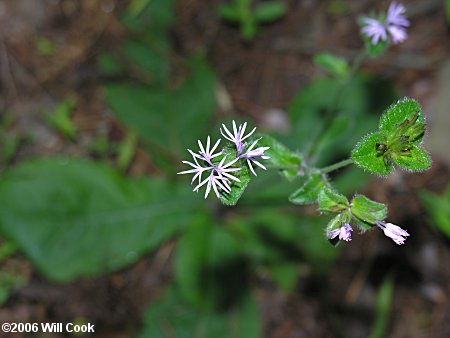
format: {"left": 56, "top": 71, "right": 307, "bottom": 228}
{"left": 220, "top": 121, "right": 256, "bottom": 156}
{"left": 361, "top": 18, "right": 388, "bottom": 45}
{"left": 376, "top": 221, "right": 410, "bottom": 245}
{"left": 178, "top": 137, "right": 242, "bottom": 199}
{"left": 360, "top": 2, "right": 410, "bottom": 45}
{"left": 240, "top": 138, "right": 270, "bottom": 176}
{"left": 327, "top": 223, "right": 353, "bottom": 242}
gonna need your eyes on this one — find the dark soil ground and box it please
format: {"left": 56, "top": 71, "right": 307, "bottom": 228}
{"left": 0, "top": 0, "right": 449, "bottom": 337}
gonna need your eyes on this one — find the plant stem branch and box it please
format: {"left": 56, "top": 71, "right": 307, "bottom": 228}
{"left": 320, "top": 158, "right": 353, "bottom": 174}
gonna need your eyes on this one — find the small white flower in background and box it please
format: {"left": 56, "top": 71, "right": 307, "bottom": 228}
{"left": 327, "top": 223, "right": 353, "bottom": 242}
{"left": 361, "top": 2, "right": 410, "bottom": 45}
{"left": 376, "top": 221, "right": 410, "bottom": 245}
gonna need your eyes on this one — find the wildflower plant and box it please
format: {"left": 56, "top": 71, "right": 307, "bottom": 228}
{"left": 179, "top": 2, "right": 429, "bottom": 246}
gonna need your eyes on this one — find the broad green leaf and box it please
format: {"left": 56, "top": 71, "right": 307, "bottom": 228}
{"left": 0, "top": 158, "right": 198, "bottom": 282}
{"left": 139, "top": 287, "right": 261, "bottom": 338}
{"left": 393, "top": 145, "right": 431, "bottom": 172}
{"left": 318, "top": 187, "right": 349, "bottom": 213}
{"left": 379, "top": 98, "right": 424, "bottom": 135}
{"left": 218, "top": 4, "right": 240, "bottom": 21}
{"left": 255, "top": 134, "right": 302, "bottom": 181}
{"left": 289, "top": 172, "right": 329, "bottom": 205}
{"left": 175, "top": 218, "right": 246, "bottom": 309}
{"left": 254, "top": 2, "right": 286, "bottom": 22}
{"left": 105, "top": 58, "right": 216, "bottom": 158}
{"left": 351, "top": 194, "right": 387, "bottom": 230}
{"left": 420, "top": 190, "right": 450, "bottom": 238}
{"left": 123, "top": 39, "right": 170, "bottom": 85}
{"left": 351, "top": 132, "right": 393, "bottom": 175}
{"left": 174, "top": 215, "right": 212, "bottom": 306}
{"left": 314, "top": 53, "right": 348, "bottom": 77}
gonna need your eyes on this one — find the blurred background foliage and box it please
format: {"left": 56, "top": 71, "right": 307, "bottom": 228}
{"left": 0, "top": 0, "right": 449, "bottom": 337}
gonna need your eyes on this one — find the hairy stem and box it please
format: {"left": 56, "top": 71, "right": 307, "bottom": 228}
{"left": 320, "top": 158, "right": 353, "bottom": 174}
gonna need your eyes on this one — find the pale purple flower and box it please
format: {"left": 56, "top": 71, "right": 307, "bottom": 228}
{"left": 360, "top": 2, "right": 410, "bottom": 45}
{"left": 240, "top": 138, "right": 270, "bottom": 176}
{"left": 220, "top": 120, "right": 256, "bottom": 155}
{"left": 376, "top": 221, "right": 410, "bottom": 245}
{"left": 193, "top": 156, "right": 241, "bottom": 199}
{"left": 194, "top": 136, "right": 222, "bottom": 165}
{"left": 361, "top": 17, "right": 387, "bottom": 45}
{"left": 327, "top": 223, "right": 353, "bottom": 242}
{"left": 386, "top": 2, "right": 409, "bottom": 27}
{"left": 178, "top": 137, "right": 242, "bottom": 199}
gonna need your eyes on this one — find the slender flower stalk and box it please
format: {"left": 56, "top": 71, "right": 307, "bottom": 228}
{"left": 327, "top": 224, "right": 353, "bottom": 242}
{"left": 376, "top": 221, "right": 410, "bottom": 245}
{"left": 361, "top": 2, "right": 410, "bottom": 45}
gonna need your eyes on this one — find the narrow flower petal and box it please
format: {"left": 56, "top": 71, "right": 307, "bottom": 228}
{"left": 376, "top": 221, "right": 410, "bottom": 245}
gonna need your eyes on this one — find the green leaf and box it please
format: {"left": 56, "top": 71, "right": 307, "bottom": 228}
{"left": 314, "top": 53, "right": 348, "bottom": 77}
{"left": 0, "top": 157, "right": 198, "bottom": 282}
{"left": 351, "top": 132, "right": 393, "bottom": 175}
{"left": 139, "top": 287, "right": 261, "bottom": 338}
{"left": 420, "top": 189, "right": 450, "bottom": 238}
{"left": 218, "top": 4, "right": 240, "bottom": 21}
{"left": 105, "top": 57, "right": 216, "bottom": 159}
{"left": 254, "top": 2, "right": 286, "bottom": 22}
{"left": 393, "top": 145, "right": 431, "bottom": 172}
{"left": 174, "top": 214, "right": 213, "bottom": 306}
{"left": 379, "top": 98, "right": 424, "bottom": 136}
{"left": 318, "top": 187, "right": 349, "bottom": 213}
{"left": 351, "top": 194, "right": 387, "bottom": 230}
{"left": 123, "top": 38, "right": 170, "bottom": 85}
{"left": 175, "top": 219, "right": 247, "bottom": 309}
{"left": 289, "top": 172, "right": 329, "bottom": 205}
{"left": 255, "top": 134, "right": 302, "bottom": 181}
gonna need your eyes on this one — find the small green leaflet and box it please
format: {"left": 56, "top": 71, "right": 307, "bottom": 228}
{"left": 289, "top": 172, "right": 329, "bottom": 205}
{"left": 318, "top": 187, "right": 349, "bottom": 213}
{"left": 351, "top": 194, "right": 387, "bottom": 231}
